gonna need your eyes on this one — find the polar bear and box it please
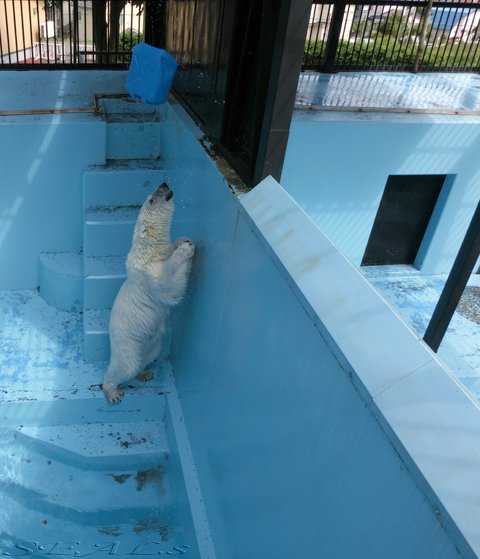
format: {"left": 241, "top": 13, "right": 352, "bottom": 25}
{"left": 102, "top": 182, "right": 194, "bottom": 404}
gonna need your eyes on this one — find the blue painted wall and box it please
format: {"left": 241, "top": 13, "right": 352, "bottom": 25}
{"left": 2, "top": 73, "right": 480, "bottom": 558}
{"left": 281, "top": 111, "right": 480, "bottom": 274}
{"left": 164, "top": 104, "right": 479, "bottom": 559}
{"left": 0, "top": 114, "right": 105, "bottom": 289}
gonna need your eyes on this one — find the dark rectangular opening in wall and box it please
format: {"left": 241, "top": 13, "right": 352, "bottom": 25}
{"left": 362, "top": 175, "right": 447, "bottom": 266}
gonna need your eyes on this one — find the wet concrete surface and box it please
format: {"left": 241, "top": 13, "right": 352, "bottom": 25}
{"left": 296, "top": 71, "right": 480, "bottom": 112}
{"left": 363, "top": 265, "right": 480, "bottom": 402}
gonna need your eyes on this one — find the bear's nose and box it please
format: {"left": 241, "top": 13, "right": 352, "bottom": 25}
{"left": 155, "top": 183, "right": 170, "bottom": 195}
{"left": 153, "top": 183, "right": 173, "bottom": 200}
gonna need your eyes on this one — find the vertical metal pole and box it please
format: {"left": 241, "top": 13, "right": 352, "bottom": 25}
{"left": 3, "top": 0, "right": 13, "bottom": 64}
{"left": 11, "top": 0, "right": 19, "bottom": 62}
{"left": 28, "top": 0, "right": 35, "bottom": 62}
{"left": 322, "top": 0, "right": 346, "bottom": 72}
{"left": 145, "top": 0, "right": 166, "bottom": 49}
{"left": 413, "top": 0, "right": 434, "bottom": 72}
{"left": 18, "top": 0, "right": 26, "bottom": 63}
{"left": 253, "top": 0, "right": 312, "bottom": 183}
{"left": 423, "top": 199, "right": 480, "bottom": 352}
{"left": 72, "top": 0, "right": 79, "bottom": 63}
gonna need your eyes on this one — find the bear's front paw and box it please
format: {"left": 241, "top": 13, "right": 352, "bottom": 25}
{"left": 176, "top": 239, "right": 195, "bottom": 259}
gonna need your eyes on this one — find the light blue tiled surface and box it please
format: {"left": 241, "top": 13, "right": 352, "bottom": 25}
{"left": 0, "top": 70, "right": 128, "bottom": 111}
{"left": 1, "top": 70, "right": 480, "bottom": 559}
{"left": 282, "top": 108, "right": 480, "bottom": 276}
{"left": 240, "top": 178, "right": 433, "bottom": 401}
{"left": 363, "top": 266, "right": 480, "bottom": 399}
{"left": 239, "top": 177, "right": 480, "bottom": 558}
{"left": 296, "top": 71, "right": 480, "bottom": 111}
{"left": 373, "top": 358, "right": 480, "bottom": 556}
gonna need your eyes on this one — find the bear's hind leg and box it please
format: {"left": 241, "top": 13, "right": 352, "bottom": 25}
{"left": 102, "top": 380, "right": 124, "bottom": 404}
{"left": 134, "top": 326, "right": 164, "bottom": 383}
{"left": 102, "top": 360, "right": 137, "bottom": 404}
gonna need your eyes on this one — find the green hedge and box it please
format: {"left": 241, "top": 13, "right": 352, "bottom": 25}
{"left": 118, "top": 29, "right": 143, "bottom": 62}
{"left": 421, "top": 41, "right": 480, "bottom": 69}
{"left": 304, "top": 38, "right": 480, "bottom": 70}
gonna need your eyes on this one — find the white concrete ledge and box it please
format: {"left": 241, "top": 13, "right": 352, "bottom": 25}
{"left": 240, "top": 175, "right": 480, "bottom": 558}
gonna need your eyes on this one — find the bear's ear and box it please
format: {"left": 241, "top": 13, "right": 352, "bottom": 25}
{"left": 140, "top": 224, "right": 148, "bottom": 238}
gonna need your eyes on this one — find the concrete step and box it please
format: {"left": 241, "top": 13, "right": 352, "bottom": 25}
{"left": 106, "top": 122, "right": 163, "bottom": 160}
{"left": 97, "top": 96, "right": 167, "bottom": 122}
{"left": 39, "top": 252, "right": 83, "bottom": 311}
{"left": 84, "top": 255, "right": 126, "bottom": 310}
{"left": 83, "top": 160, "right": 166, "bottom": 209}
{"left": 84, "top": 206, "right": 139, "bottom": 258}
{"left": 0, "top": 402, "right": 198, "bottom": 557}
{"left": 81, "top": 95, "right": 168, "bottom": 361}
{"left": 0, "top": 403, "right": 192, "bottom": 555}
{"left": 98, "top": 96, "right": 166, "bottom": 161}
{"left": 16, "top": 416, "right": 169, "bottom": 470}
{"left": 83, "top": 308, "right": 110, "bottom": 362}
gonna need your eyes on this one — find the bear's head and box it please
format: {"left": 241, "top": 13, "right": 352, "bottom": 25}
{"left": 134, "top": 182, "right": 174, "bottom": 248}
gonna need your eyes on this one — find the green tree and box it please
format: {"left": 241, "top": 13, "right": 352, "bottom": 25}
{"left": 350, "top": 18, "right": 376, "bottom": 39}
{"left": 118, "top": 29, "right": 143, "bottom": 62}
{"left": 93, "top": 0, "right": 144, "bottom": 64}
{"left": 377, "top": 11, "right": 410, "bottom": 38}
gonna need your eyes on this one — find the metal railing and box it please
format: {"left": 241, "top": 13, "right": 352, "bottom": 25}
{"left": 3, "top": 1, "right": 479, "bottom": 72}
{"left": 304, "top": 0, "right": 480, "bottom": 72}
{"left": 0, "top": 0, "right": 146, "bottom": 68}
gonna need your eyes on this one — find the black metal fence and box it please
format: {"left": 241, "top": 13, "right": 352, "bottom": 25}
{"left": 304, "top": 0, "right": 480, "bottom": 72}
{"left": 0, "top": 0, "right": 146, "bottom": 68}
{"left": 2, "top": 1, "right": 480, "bottom": 72}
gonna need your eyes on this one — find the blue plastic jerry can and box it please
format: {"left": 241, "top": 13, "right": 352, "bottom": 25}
{"left": 127, "top": 42, "right": 178, "bottom": 105}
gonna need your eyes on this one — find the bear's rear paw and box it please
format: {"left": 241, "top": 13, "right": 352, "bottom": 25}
{"left": 136, "top": 369, "right": 154, "bottom": 382}
{"left": 102, "top": 384, "right": 124, "bottom": 404}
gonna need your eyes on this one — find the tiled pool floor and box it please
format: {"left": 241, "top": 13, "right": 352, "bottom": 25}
{"left": 363, "top": 266, "right": 480, "bottom": 401}
{"left": 0, "top": 289, "right": 169, "bottom": 405}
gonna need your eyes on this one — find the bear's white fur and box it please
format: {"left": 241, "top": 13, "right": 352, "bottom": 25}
{"left": 102, "top": 183, "right": 194, "bottom": 404}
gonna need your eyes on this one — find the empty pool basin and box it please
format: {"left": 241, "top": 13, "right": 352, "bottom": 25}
{"left": 0, "top": 290, "right": 200, "bottom": 558}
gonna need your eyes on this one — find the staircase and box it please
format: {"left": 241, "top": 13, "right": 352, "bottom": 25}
{"left": 39, "top": 97, "right": 167, "bottom": 363}
{"left": 0, "top": 363, "right": 202, "bottom": 557}
{"left": 11, "top": 97, "right": 213, "bottom": 559}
